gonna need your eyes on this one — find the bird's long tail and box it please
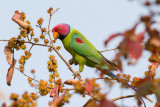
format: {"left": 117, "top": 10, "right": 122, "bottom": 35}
{"left": 107, "top": 71, "right": 137, "bottom": 91}
{"left": 99, "top": 56, "right": 153, "bottom": 102}
{"left": 106, "top": 70, "right": 153, "bottom": 103}
{"left": 100, "top": 65, "right": 136, "bottom": 90}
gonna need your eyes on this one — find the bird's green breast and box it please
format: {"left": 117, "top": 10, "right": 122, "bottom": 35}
{"left": 62, "top": 29, "right": 85, "bottom": 57}
{"left": 62, "top": 28, "right": 82, "bottom": 55}
{"left": 62, "top": 32, "right": 72, "bottom": 54}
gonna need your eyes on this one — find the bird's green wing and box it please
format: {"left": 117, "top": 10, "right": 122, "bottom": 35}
{"left": 70, "top": 33, "right": 104, "bottom": 65}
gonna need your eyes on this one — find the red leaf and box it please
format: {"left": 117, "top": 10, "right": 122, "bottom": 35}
{"left": 105, "top": 33, "right": 123, "bottom": 46}
{"left": 136, "top": 31, "right": 145, "bottom": 42}
{"left": 105, "top": 23, "right": 143, "bottom": 63}
{"left": 154, "top": 102, "right": 160, "bottom": 107}
{"left": 150, "top": 62, "right": 158, "bottom": 76}
{"left": 130, "top": 22, "right": 140, "bottom": 33}
{"left": 4, "top": 46, "right": 12, "bottom": 65}
{"left": 50, "top": 85, "right": 59, "bottom": 98}
{"left": 49, "top": 95, "right": 64, "bottom": 107}
{"left": 85, "top": 79, "right": 93, "bottom": 95}
{"left": 6, "top": 59, "right": 16, "bottom": 86}
{"left": 124, "top": 28, "right": 144, "bottom": 61}
{"left": 99, "top": 99, "right": 117, "bottom": 107}
{"left": 127, "top": 40, "right": 143, "bottom": 60}
{"left": 12, "top": 12, "right": 21, "bottom": 21}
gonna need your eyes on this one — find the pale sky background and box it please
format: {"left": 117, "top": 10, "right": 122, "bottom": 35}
{"left": 0, "top": 0, "right": 157, "bottom": 107}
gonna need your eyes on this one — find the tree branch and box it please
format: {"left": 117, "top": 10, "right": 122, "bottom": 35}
{"left": 111, "top": 95, "right": 147, "bottom": 107}
{"left": 111, "top": 95, "right": 135, "bottom": 102}
{"left": 0, "top": 40, "right": 9, "bottom": 42}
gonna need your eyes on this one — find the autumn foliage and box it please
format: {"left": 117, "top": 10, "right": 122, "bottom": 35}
{"left": 1, "top": 1, "right": 160, "bottom": 107}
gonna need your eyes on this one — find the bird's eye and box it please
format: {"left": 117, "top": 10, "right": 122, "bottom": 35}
{"left": 59, "top": 27, "right": 62, "bottom": 30}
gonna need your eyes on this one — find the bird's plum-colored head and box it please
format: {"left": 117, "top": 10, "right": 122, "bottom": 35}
{"left": 52, "top": 23, "right": 70, "bottom": 40}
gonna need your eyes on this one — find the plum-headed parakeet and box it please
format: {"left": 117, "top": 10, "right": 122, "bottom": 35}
{"left": 52, "top": 24, "right": 118, "bottom": 78}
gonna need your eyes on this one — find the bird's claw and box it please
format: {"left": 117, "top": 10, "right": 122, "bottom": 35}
{"left": 69, "top": 58, "right": 78, "bottom": 65}
{"left": 73, "top": 71, "right": 81, "bottom": 79}
{"left": 69, "top": 59, "right": 74, "bottom": 65}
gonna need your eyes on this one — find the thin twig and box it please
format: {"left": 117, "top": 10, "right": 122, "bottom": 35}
{"left": 63, "top": 88, "right": 75, "bottom": 91}
{"left": 112, "top": 95, "right": 146, "bottom": 107}
{"left": 100, "top": 47, "right": 118, "bottom": 53}
{"left": 0, "top": 40, "right": 9, "bottom": 42}
{"left": 29, "top": 44, "right": 34, "bottom": 53}
{"left": 47, "top": 14, "right": 53, "bottom": 45}
{"left": 27, "top": 33, "right": 29, "bottom": 41}
{"left": 51, "top": 8, "right": 60, "bottom": 16}
{"left": 140, "top": 97, "right": 146, "bottom": 107}
{"left": 111, "top": 95, "right": 135, "bottom": 102}
{"left": 22, "top": 72, "right": 40, "bottom": 83}
{"left": 15, "top": 68, "right": 40, "bottom": 83}
{"left": 96, "top": 77, "right": 114, "bottom": 80}
{"left": 47, "top": 8, "right": 60, "bottom": 44}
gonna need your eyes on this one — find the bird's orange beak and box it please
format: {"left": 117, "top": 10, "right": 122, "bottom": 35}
{"left": 52, "top": 30, "right": 59, "bottom": 40}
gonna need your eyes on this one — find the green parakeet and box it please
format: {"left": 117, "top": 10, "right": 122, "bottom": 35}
{"left": 52, "top": 23, "right": 133, "bottom": 89}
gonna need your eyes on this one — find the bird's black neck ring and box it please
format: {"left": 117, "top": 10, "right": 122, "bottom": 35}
{"left": 59, "top": 34, "right": 67, "bottom": 40}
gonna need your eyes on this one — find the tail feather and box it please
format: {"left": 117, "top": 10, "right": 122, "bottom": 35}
{"left": 101, "top": 65, "right": 136, "bottom": 91}
{"left": 99, "top": 51, "right": 118, "bottom": 70}
{"left": 107, "top": 71, "right": 137, "bottom": 91}
{"left": 105, "top": 70, "right": 153, "bottom": 102}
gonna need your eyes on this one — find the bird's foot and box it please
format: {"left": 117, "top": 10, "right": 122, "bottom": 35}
{"left": 69, "top": 59, "right": 74, "bottom": 65}
{"left": 73, "top": 70, "right": 81, "bottom": 79}
{"left": 69, "top": 58, "right": 78, "bottom": 65}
